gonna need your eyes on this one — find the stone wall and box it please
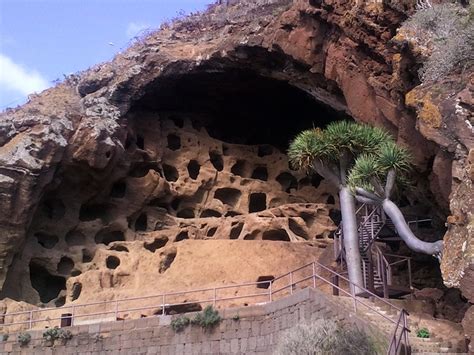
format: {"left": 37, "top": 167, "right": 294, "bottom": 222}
{"left": 0, "top": 288, "right": 387, "bottom": 355}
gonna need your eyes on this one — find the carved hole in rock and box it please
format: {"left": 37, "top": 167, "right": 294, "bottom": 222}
{"left": 256, "top": 275, "right": 275, "bottom": 289}
{"left": 326, "top": 195, "right": 335, "bottom": 205}
{"left": 71, "top": 270, "right": 82, "bottom": 277}
{"left": 159, "top": 250, "right": 177, "bottom": 273}
{"left": 249, "top": 193, "right": 267, "bottom": 213}
{"left": 299, "top": 174, "right": 323, "bottom": 189}
{"left": 222, "top": 145, "right": 230, "bottom": 156}
{"left": 95, "top": 230, "right": 125, "bottom": 245}
{"left": 262, "top": 229, "right": 290, "bottom": 242}
{"left": 135, "top": 213, "right": 148, "bottom": 231}
{"left": 200, "top": 209, "right": 222, "bottom": 218}
{"left": 329, "top": 209, "right": 342, "bottom": 226}
{"left": 170, "top": 198, "right": 181, "bottom": 211}
{"left": 225, "top": 211, "right": 241, "bottom": 217}
{"left": 214, "top": 188, "right": 242, "bottom": 207}
{"left": 169, "top": 115, "right": 184, "bottom": 128}
{"left": 57, "top": 257, "right": 74, "bottom": 275}
{"left": 276, "top": 172, "right": 298, "bottom": 193}
{"left": 230, "top": 223, "right": 244, "bottom": 239}
{"left": 144, "top": 237, "right": 168, "bottom": 252}
{"left": 106, "top": 255, "right": 120, "bottom": 269}
{"left": 231, "top": 160, "right": 249, "bottom": 178}
{"left": 65, "top": 230, "right": 86, "bottom": 247}
{"left": 110, "top": 181, "right": 127, "bottom": 198}
{"left": 55, "top": 296, "right": 66, "bottom": 307}
{"left": 251, "top": 167, "right": 268, "bottom": 181}
{"left": 79, "top": 203, "right": 107, "bottom": 222}
{"left": 209, "top": 151, "right": 224, "bottom": 171}
{"left": 128, "top": 162, "right": 161, "bottom": 178}
{"left": 300, "top": 212, "right": 315, "bottom": 228}
{"left": 29, "top": 260, "right": 66, "bottom": 303}
{"left": 71, "top": 282, "right": 82, "bottom": 301}
{"left": 110, "top": 244, "right": 129, "bottom": 252}
{"left": 177, "top": 208, "right": 195, "bottom": 219}
{"left": 187, "top": 160, "right": 200, "bottom": 180}
{"left": 207, "top": 227, "right": 218, "bottom": 237}
{"left": 82, "top": 249, "right": 94, "bottom": 263}
{"left": 167, "top": 134, "right": 181, "bottom": 150}
{"left": 175, "top": 231, "right": 189, "bottom": 242}
{"left": 257, "top": 145, "right": 273, "bottom": 157}
{"left": 42, "top": 199, "right": 66, "bottom": 220}
{"left": 288, "top": 219, "right": 309, "bottom": 239}
{"left": 34, "top": 232, "right": 59, "bottom": 249}
{"left": 163, "top": 164, "right": 179, "bottom": 182}
{"left": 136, "top": 134, "right": 145, "bottom": 149}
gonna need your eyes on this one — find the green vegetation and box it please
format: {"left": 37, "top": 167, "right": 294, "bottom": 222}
{"left": 191, "top": 305, "right": 221, "bottom": 330}
{"left": 275, "top": 319, "right": 377, "bottom": 355}
{"left": 171, "top": 315, "right": 190, "bottom": 332}
{"left": 1, "top": 334, "right": 8, "bottom": 342}
{"left": 417, "top": 327, "right": 430, "bottom": 338}
{"left": 403, "top": 3, "right": 473, "bottom": 82}
{"left": 171, "top": 305, "right": 221, "bottom": 332}
{"left": 43, "top": 327, "right": 73, "bottom": 345}
{"left": 17, "top": 332, "right": 31, "bottom": 346}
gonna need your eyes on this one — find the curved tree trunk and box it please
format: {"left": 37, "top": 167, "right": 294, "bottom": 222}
{"left": 382, "top": 199, "right": 443, "bottom": 256}
{"left": 340, "top": 186, "right": 364, "bottom": 293}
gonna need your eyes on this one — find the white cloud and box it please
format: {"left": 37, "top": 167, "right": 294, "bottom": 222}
{"left": 126, "top": 22, "right": 151, "bottom": 38}
{"left": 0, "top": 53, "right": 49, "bottom": 96}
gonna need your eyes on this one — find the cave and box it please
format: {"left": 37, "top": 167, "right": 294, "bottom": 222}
{"left": 131, "top": 69, "right": 348, "bottom": 151}
{"left": 214, "top": 188, "right": 242, "bottom": 207}
{"left": 230, "top": 223, "right": 244, "bottom": 240}
{"left": 135, "top": 213, "right": 148, "bottom": 231}
{"left": 110, "top": 181, "right": 127, "bottom": 198}
{"left": 251, "top": 167, "right": 268, "bottom": 181}
{"left": 144, "top": 237, "right": 169, "bottom": 252}
{"left": 175, "top": 231, "right": 189, "bottom": 242}
{"left": 262, "top": 229, "right": 291, "bottom": 242}
{"left": 256, "top": 275, "right": 275, "bottom": 289}
{"left": 231, "top": 160, "right": 250, "bottom": 178}
{"left": 34, "top": 232, "right": 59, "bottom": 249}
{"left": 249, "top": 193, "right": 267, "bottom": 213}
{"left": 29, "top": 260, "right": 66, "bottom": 304}
{"left": 95, "top": 230, "right": 125, "bottom": 245}
{"left": 276, "top": 172, "right": 298, "bottom": 193}
{"left": 57, "top": 256, "right": 74, "bottom": 275}
{"left": 159, "top": 250, "right": 177, "bottom": 273}
{"left": 106, "top": 255, "right": 121, "bottom": 269}
{"left": 167, "top": 133, "right": 181, "bottom": 151}
{"left": 209, "top": 151, "right": 224, "bottom": 171}
{"left": 163, "top": 164, "right": 179, "bottom": 182}
{"left": 41, "top": 199, "right": 66, "bottom": 220}
{"left": 187, "top": 160, "right": 200, "bottom": 180}
{"left": 65, "top": 230, "right": 86, "bottom": 246}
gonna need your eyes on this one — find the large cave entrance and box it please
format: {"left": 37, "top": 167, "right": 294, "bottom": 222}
{"left": 130, "top": 69, "right": 350, "bottom": 151}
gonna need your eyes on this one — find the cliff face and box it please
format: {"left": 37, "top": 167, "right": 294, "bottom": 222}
{"left": 0, "top": 0, "right": 472, "bottom": 335}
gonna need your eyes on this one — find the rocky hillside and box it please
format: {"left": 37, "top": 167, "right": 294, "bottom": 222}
{"left": 0, "top": 0, "right": 472, "bottom": 341}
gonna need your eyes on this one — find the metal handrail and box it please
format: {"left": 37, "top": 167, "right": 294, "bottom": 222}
{"left": 0, "top": 259, "right": 410, "bottom": 354}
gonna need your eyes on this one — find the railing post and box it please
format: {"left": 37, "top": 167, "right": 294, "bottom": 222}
{"left": 403, "top": 310, "right": 409, "bottom": 355}
{"left": 289, "top": 272, "right": 293, "bottom": 295}
{"left": 162, "top": 294, "right": 166, "bottom": 316}
{"left": 213, "top": 288, "right": 217, "bottom": 307}
{"left": 71, "top": 305, "right": 75, "bottom": 327}
{"left": 312, "top": 262, "right": 316, "bottom": 289}
{"left": 408, "top": 259, "right": 413, "bottom": 300}
{"left": 269, "top": 281, "right": 273, "bottom": 302}
{"left": 28, "top": 310, "right": 33, "bottom": 329}
{"left": 332, "top": 275, "right": 339, "bottom": 296}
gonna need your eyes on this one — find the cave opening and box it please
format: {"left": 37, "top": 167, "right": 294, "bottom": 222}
{"left": 129, "top": 68, "right": 350, "bottom": 153}
{"left": 29, "top": 260, "right": 66, "bottom": 304}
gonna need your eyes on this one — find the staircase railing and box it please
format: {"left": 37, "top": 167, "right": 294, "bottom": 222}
{"left": 0, "top": 258, "right": 411, "bottom": 354}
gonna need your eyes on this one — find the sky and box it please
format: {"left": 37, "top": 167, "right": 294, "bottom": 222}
{"left": 0, "top": 0, "right": 212, "bottom": 110}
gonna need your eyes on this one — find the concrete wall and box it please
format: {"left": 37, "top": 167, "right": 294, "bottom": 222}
{"left": 0, "top": 288, "right": 387, "bottom": 354}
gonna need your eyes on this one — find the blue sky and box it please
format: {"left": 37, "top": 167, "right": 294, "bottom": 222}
{"left": 0, "top": 0, "right": 211, "bottom": 110}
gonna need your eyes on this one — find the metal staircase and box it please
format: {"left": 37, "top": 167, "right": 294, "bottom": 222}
{"left": 334, "top": 204, "right": 413, "bottom": 298}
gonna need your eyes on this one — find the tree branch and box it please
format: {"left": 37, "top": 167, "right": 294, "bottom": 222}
{"left": 355, "top": 195, "right": 378, "bottom": 205}
{"left": 312, "top": 160, "right": 341, "bottom": 187}
{"left": 385, "top": 169, "right": 396, "bottom": 199}
{"left": 355, "top": 187, "right": 383, "bottom": 203}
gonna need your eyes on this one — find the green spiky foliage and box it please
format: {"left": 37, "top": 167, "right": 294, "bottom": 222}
{"left": 348, "top": 141, "right": 412, "bottom": 195}
{"left": 288, "top": 121, "right": 394, "bottom": 183}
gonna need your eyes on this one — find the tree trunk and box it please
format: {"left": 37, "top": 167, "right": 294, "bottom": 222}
{"left": 382, "top": 199, "right": 443, "bottom": 256}
{"left": 340, "top": 186, "right": 364, "bottom": 294}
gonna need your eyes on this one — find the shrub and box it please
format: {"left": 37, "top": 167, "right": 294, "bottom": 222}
{"left": 274, "top": 319, "right": 376, "bottom": 355}
{"left": 1, "top": 334, "right": 8, "bottom": 341}
{"left": 171, "top": 316, "right": 190, "bottom": 332}
{"left": 402, "top": 3, "right": 473, "bottom": 82}
{"left": 17, "top": 332, "right": 31, "bottom": 346}
{"left": 191, "top": 305, "right": 221, "bottom": 330}
{"left": 43, "top": 327, "right": 73, "bottom": 343}
{"left": 416, "top": 327, "right": 430, "bottom": 338}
